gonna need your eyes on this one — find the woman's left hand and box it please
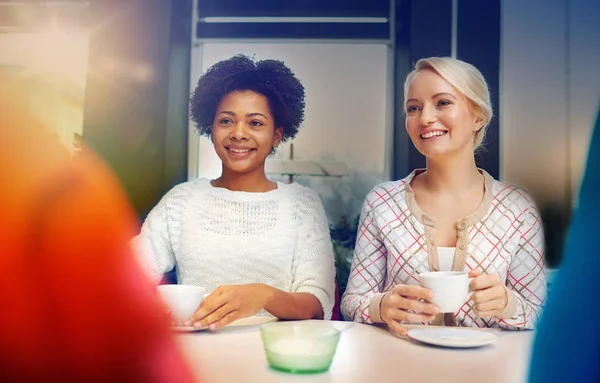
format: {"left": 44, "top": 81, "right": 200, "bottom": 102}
{"left": 468, "top": 269, "right": 508, "bottom": 318}
{"left": 186, "top": 284, "right": 272, "bottom": 330}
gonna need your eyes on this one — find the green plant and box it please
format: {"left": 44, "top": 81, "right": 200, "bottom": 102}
{"left": 329, "top": 215, "right": 359, "bottom": 296}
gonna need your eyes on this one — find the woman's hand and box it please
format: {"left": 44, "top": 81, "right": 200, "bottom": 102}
{"left": 380, "top": 284, "right": 439, "bottom": 336}
{"left": 468, "top": 269, "right": 508, "bottom": 318}
{"left": 186, "top": 284, "right": 273, "bottom": 330}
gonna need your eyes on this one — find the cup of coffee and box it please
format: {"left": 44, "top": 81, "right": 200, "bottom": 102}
{"left": 419, "top": 271, "right": 473, "bottom": 313}
{"left": 156, "top": 284, "right": 206, "bottom": 326}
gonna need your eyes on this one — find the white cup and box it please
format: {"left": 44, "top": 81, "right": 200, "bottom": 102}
{"left": 156, "top": 284, "right": 206, "bottom": 326}
{"left": 419, "top": 271, "right": 473, "bottom": 313}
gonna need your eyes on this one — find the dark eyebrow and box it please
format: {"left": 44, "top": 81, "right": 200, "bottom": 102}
{"left": 216, "top": 111, "right": 269, "bottom": 120}
{"left": 246, "top": 113, "right": 268, "bottom": 120}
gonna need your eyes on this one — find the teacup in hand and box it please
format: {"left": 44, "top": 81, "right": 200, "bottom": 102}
{"left": 156, "top": 284, "right": 206, "bottom": 326}
{"left": 419, "top": 271, "right": 473, "bottom": 313}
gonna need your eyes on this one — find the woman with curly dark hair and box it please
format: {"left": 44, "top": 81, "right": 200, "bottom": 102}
{"left": 132, "top": 55, "right": 335, "bottom": 329}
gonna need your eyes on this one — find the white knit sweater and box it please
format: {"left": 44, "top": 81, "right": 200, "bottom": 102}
{"left": 132, "top": 178, "right": 336, "bottom": 319}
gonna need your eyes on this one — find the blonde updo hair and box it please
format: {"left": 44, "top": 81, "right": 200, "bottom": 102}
{"left": 403, "top": 57, "right": 493, "bottom": 150}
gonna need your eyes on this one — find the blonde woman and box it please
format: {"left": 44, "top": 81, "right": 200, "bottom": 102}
{"left": 341, "top": 57, "right": 546, "bottom": 335}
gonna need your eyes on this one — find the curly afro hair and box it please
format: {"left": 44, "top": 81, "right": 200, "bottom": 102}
{"left": 190, "top": 54, "right": 306, "bottom": 143}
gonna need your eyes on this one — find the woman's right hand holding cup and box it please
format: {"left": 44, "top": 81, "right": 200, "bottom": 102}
{"left": 380, "top": 284, "right": 440, "bottom": 336}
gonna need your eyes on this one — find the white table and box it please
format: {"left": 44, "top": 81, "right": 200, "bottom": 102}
{"left": 175, "top": 317, "right": 534, "bottom": 383}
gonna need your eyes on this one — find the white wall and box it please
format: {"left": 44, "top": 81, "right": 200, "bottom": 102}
{"left": 0, "top": 32, "right": 89, "bottom": 152}
{"left": 0, "top": 33, "right": 89, "bottom": 87}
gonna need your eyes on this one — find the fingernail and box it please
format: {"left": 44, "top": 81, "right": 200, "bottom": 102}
{"left": 209, "top": 324, "right": 217, "bottom": 331}
{"left": 193, "top": 322, "right": 203, "bottom": 329}
{"left": 183, "top": 320, "right": 191, "bottom": 327}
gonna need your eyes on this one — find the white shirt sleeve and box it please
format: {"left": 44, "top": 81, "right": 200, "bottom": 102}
{"left": 290, "top": 188, "right": 336, "bottom": 320}
{"left": 130, "top": 186, "right": 185, "bottom": 284}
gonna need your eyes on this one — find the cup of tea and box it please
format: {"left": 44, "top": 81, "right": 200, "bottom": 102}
{"left": 156, "top": 284, "right": 206, "bottom": 326}
{"left": 419, "top": 271, "right": 473, "bottom": 313}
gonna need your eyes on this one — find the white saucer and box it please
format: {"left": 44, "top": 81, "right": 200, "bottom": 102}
{"left": 407, "top": 327, "right": 498, "bottom": 348}
{"left": 171, "top": 325, "right": 208, "bottom": 332}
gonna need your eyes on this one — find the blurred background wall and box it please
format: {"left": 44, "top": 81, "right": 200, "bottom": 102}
{"left": 501, "top": 0, "right": 600, "bottom": 266}
{"left": 1, "top": 0, "right": 598, "bottom": 270}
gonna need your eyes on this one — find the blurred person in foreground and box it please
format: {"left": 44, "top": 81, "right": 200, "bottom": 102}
{"left": 0, "top": 80, "right": 196, "bottom": 382}
{"left": 529, "top": 108, "right": 600, "bottom": 383}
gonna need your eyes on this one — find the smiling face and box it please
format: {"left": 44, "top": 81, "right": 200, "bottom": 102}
{"left": 405, "top": 69, "right": 484, "bottom": 159}
{"left": 211, "top": 90, "right": 282, "bottom": 177}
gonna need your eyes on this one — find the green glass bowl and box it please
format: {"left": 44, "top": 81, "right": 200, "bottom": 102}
{"left": 260, "top": 322, "right": 341, "bottom": 374}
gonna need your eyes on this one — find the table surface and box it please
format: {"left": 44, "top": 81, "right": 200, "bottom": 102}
{"left": 175, "top": 317, "right": 534, "bottom": 383}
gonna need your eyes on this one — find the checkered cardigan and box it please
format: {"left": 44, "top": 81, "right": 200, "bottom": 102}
{"left": 340, "top": 170, "right": 546, "bottom": 329}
